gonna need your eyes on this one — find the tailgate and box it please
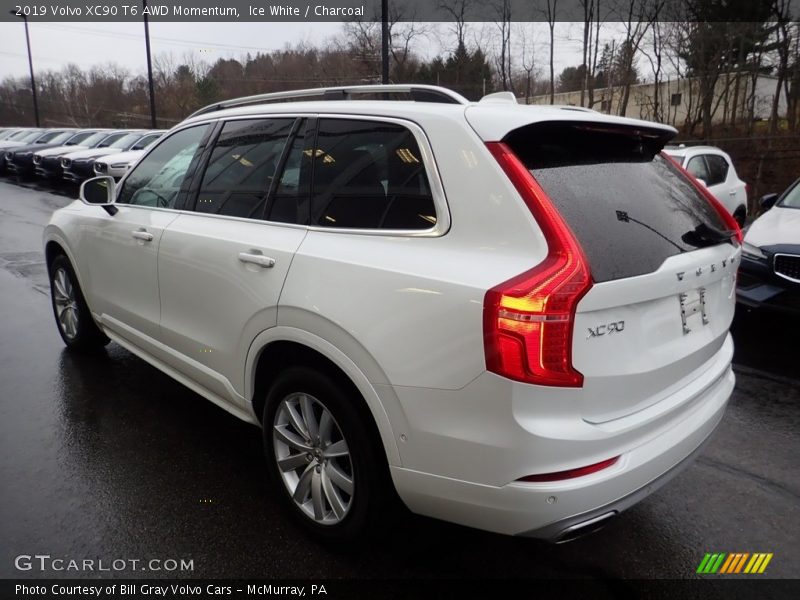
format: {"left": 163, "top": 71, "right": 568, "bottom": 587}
{"left": 502, "top": 120, "right": 739, "bottom": 422}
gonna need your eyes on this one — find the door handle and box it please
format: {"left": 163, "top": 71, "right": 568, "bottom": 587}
{"left": 729, "top": 190, "right": 737, "bottom": 196}
{"left": 131, "top": 229, "right": 154, "bottom": 242}
{"left": 238, "top": 252, "right": 275, "bottom": 268}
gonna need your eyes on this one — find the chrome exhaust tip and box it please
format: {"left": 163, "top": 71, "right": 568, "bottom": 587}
{"left": 554, "top": 511, "right": 617, "bottom": 544}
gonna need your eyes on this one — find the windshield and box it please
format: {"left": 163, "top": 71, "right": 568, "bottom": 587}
{"left": 97, "top": 132, "right": 127, "bottom": 147}
{"left": 780, "top": 180, "right": 800, "bottom": 209}
{"left": 65, "top": 131, "right": 95, "bottom": 145}
{"left": 110, "top": 133, "right": 141, "bottom": 149}
{"left": 18, "top": 130, "right": 44, "bottom": 143}
{"left": 132, "top": 133, "right": 162, "bottom": 150}
{"left": 39, "top": 131, "right": 72, "bottom": 144}
{"left": 80, "top": 131, "right": 109, "bottom": 147}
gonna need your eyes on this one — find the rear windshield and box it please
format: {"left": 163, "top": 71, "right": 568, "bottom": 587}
{"left": 505, "top": 122, "right": 729, "bottom": 283}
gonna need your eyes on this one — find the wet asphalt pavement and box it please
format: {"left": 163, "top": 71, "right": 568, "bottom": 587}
{"left": 0, "top": 178, "right": 798, "bottom": 582}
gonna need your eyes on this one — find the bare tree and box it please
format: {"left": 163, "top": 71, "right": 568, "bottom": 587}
{"left": 612, "top": 0, "right": 658, "bottom": 116}
{"left": 579, "top": 0, "right": 597, "bottom": 107}
{"left": 770, "top": 0, "right": 793, "bottom": 134}
{"left": 518, "top": 23, "right": 539, "bottom": 103}
{"left": 641, "top": 19, "right": 666, "bottom": 122}
{"left": 543, "top": 0, "right": 558, "bottom": 104}
{"left": 491, "top": 0, "right": 514, "bottom": 92}
{"left": 438, "top": 0, "right": 475, "bottom": 52}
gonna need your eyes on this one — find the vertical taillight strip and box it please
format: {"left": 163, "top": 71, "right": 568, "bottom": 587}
{"left": 484, "top": 142, "right": 593, "bottom": 387}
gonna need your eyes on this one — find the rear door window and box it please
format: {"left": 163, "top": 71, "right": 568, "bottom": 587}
{"left": 195, "top": 118, "right": 294, "bottom": 219}
{"left": 504, "top": 122, "right": 729, "bottom": 282}
{"left": 310, "top": 119, "right": 436, "bottom": 230}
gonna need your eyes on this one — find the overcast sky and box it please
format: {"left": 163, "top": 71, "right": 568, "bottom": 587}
{"left": 0, "top": 21, "right": 597, "bottom": 81}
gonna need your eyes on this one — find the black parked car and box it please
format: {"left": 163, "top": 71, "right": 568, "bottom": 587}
{"left": 3, "top": 130, "right": 76, "bottom": 176}
{"left": 0, "top": 129, "right": 61, "bottom": 173}
{"left": 34, "top": 130, "right": 130, "bottom": 179}
{"left": 60, "top": 130, "right": 150, "bottom": 183}
{"left": 6, "top": 129, "right": 105, "bottom": 176}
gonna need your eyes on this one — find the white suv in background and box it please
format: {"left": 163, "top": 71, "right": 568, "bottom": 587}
{"left": 43, "top": 85, "right": 741, "bottom": 542}
{"left": 93, "top": 130, "right": 166, "bottom": 179}
{"left": 664, "top": 145, "right": 748, "bottom": 226}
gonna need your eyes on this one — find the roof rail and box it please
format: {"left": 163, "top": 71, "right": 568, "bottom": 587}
{"left": 188, "top": 84, "right": 469, "bottom": 119}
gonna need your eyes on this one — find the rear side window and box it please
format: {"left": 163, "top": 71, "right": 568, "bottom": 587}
{"left": 704, "top": 154, "right": 729, "bottom": 185}
{"left": 504, "top": 122, "right": 728, "bottom": 282}
{"left": 196, "top": 118, "right": 294, "bottom": 219}
{"left": 310, "top": 119, "right": 436, "bottom": 230}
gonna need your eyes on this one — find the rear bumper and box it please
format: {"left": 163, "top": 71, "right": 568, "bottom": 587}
{"left": 388, "top": 337, "right": 734, "bottom": 538}
{"left": 518, "top": 425, "right": 716, "bottom": 541}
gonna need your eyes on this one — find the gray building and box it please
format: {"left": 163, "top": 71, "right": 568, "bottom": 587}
{"left": 526, "top": 74, "right": 788, "bottom": 127}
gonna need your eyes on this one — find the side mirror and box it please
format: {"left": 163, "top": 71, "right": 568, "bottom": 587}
{"left": 79, "top": 176, "right": 118, "bottom": 215}
{"left": 759, "top": 193, "right": 779, "bottom": 212}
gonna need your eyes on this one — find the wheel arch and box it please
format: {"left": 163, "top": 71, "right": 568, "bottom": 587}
{"left": 246, "top": 326, "right": 404, "bottom": 466}
{"left": 44, "top": 233, "right": 85, "bottom": 287}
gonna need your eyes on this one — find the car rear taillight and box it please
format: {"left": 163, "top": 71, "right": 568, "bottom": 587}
{"left": 662, "top": 152, "right": 743, "bottom": 245}
{"left": 483, "top": 142, "right": 592, "bottom": 388}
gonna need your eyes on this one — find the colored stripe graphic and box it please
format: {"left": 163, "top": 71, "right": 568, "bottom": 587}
{"left": 697, "top": 554, "right": 713, "bottom": 574}
{"left": 719, "top": 554, "right": 736, "bottom": 574}
{"left": 744, "top": 554, "right": 760, "bottom": 573}
{"left": 698, "top": 552, "right": 772, "bottom": 575}
{"left": 710, "top": 553, "right": 726, "bottom": 573}
{"left": 733, "top": 553, "right": 749, "bottom": 573}
{"left": 758, "top": 554, "right": 773, "bottom": 573}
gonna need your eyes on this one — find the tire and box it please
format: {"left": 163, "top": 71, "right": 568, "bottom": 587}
{"left": 49, "top": 254, "right": 109, "bottom": 351}
{"left": 262, "top": 366, "right": 391, "bottom": 542}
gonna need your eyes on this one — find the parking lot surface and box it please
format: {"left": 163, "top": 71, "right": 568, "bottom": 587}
{"left": 0, "top": 179, "right": 798, "bottom": 580}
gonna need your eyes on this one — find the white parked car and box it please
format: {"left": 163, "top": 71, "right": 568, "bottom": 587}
{"left": 60, "top": 130, "right": 151, "bottom": 183}
{"left": 43, "top": 85, "right": 741, "bottom": 542}
{"left": 93, "top": 131, "right": 166, "bottom": 179}
{"left": 737, "top": 178, "right": 800, "bottom": 313}
{"left": 664, "top": 145, "right": 749, "bottom": 226}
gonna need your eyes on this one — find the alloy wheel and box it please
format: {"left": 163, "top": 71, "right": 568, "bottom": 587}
{"left": 272, "top": 393, "right": 354, "bottom": 525}
{"left": 53, "top": 267, "right": 79, "bottom": 339}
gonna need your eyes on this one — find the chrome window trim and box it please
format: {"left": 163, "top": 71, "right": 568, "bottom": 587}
{"left": 113, "top": 113, "right": 451, "bottom": 238}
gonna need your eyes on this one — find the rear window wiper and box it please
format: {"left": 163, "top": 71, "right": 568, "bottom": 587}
{"left": 681, "top": 223, "right": 733, "bottom": 248}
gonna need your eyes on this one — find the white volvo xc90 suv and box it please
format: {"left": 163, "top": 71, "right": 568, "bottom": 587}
{"left": 43, "top": 85, "right": 741, "bottom": 542}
